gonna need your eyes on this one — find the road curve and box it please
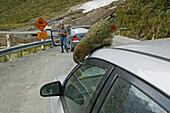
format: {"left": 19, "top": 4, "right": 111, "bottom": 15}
{"left": 0, "top": 47, "right": 75, "bottom": 113}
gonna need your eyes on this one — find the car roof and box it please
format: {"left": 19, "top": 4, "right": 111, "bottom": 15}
{"left": 115, "top": 38, "right": 170, "bottom": 61}
{"left": 90, "top": 38, "right": 170, "bottom": 96}
{"left": 70, "top": 26, "right": 90, "bottom": 29}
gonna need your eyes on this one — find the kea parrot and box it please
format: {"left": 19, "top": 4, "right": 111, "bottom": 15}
{"left": 73, "top": 12, "right": 116, "bottom": 63}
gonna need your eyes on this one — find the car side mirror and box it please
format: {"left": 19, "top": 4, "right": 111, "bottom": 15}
{"left": 40, "top": 81, "right": 62, "bottom": 97}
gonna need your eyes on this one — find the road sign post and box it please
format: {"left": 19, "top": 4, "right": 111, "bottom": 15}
{"left": 37, "top": 32, "right": 47, "bottom": 50}
{"left": 35, "top": 18, "right": 48, "bottom": 50}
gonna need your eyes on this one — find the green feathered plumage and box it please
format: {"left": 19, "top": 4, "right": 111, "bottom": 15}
{"left": 73, "top": 14, "right": 116, "bottom": 63}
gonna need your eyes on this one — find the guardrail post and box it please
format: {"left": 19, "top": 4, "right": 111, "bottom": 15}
{"left": 50, "top": 43, "right": 53, "bottom": 48}
{"left": 152, "top": 34, "right": 155, "bottom": 40}
{"left": 6, "top": 34, "right": 12, "bottom": 61}
{"left": 33, "top": 47, "right": 37, "bottom": 53}
{"left": 17, "top": 51, "right": 22, "bottom": 58}
{"left": 1, "top": 56, "right": 6, "bottom": 63}
{"left": 6, "top": 34, "right": 10, "bottom": 48}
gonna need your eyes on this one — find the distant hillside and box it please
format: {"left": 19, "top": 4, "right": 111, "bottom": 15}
{"left": 0, "top": 0, "right": 169, "bottom": 40}
{"left": 0, "top": 0, "right": 90, "bottom": 31}
{"left": 114, "top": 0, "right": 170, "bottom": 40}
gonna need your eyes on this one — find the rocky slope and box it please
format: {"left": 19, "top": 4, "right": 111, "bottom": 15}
{"left": 50, "top": 0, "right": 170, "bottom": 40}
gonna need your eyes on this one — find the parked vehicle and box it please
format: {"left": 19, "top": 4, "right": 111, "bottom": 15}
{"left": 40, "top": 38, "right": 170, "bottom": 113}
{"left": 67, "top": 26, "right": 90, "bottom": 51}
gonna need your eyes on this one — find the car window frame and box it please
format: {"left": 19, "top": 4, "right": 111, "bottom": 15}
{"left": 91, "top": 63, "right": 170, "bottom": 113}
{"left": 70, "top": 28, "right": 73, "bottom": 34}
{"left": 60, "top": 58, "right": 115, "bottom": 113}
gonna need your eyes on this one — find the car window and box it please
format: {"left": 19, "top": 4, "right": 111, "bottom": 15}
{"left": 52, "top": 31, "right": 58, "bottom": 37}
{"left": 72, "top": 27, "right": 89, "bottom": 34}
{"left": 64, "top": 64, "right": 107, "bottom": 113}
{"left": 99, "top": 77, "right": 167, "bottom": 113}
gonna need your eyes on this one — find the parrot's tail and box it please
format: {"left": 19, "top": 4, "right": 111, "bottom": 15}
{"left": 110, "top": 8, "right": 118, "bottom": 17}
{"left": 108, "top": 9, "right": 117, "bottom": 21}
{"left": 108, "top": 14, "right": 116, "bottom": 21}
{"left": 103, "top": 7, "right": 117, "bottom": 20}
{"left": 103, "top": 10, "right": 116, "bottom": 22}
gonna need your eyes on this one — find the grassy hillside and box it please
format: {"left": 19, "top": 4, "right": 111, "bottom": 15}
{"left": 114, "top": 0, "right": 170, "bottom": 39}
{"left": 0, "top": 0, "right": 90, "bottom": 31}
{"left": 0, "top": 0, "right": 169, "bottom": 40}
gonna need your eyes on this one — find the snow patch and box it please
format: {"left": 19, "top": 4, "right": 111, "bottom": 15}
{"left": 78, "top": 0, "right": 118, "bottom": 13}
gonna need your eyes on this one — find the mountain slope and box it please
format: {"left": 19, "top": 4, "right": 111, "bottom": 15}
{"left": 0, "top": 0, "right": 90, "bottom": 30}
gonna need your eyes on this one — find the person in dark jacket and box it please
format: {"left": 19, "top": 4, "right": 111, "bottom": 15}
{"left": 58, "top": 24, "right": 69, "bottom": 53}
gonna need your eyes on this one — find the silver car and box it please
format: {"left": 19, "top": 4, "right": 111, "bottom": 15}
{"left": 66, "top": 26, "right": 90, "bottom": 51}
{"left": 40, "top": 38, "right": 170, "bottom": 113}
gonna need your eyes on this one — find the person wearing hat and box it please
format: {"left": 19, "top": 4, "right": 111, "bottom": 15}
{"left": 58, "top": 24, "right": 69, "bottom": 53}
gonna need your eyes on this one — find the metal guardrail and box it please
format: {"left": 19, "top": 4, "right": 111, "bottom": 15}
{"left": 0, "top": 40, "right": 52, "bottom": 57}
{"left": 0, "top": 29, "right": 61, "bottom": 63}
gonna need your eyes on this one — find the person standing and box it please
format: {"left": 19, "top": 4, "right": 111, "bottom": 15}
{"left": 58, "top": 24, "right": 69, "bottom": 53}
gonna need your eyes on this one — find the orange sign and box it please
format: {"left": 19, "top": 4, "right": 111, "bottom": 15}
{"left": 37, "top": 32, "right": 47, "bottom": 39}
{"left": 111, "top": 25, "right": 117, "bottom": 32}
{"left": 34, "top": 17, "right": 48, "bottom": 31}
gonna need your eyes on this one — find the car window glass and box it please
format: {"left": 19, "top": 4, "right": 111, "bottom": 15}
{"left": 100, "top": 77, "right": 167, "bottom": 113}
{"left": 64, "top": 64, "right": 107, "bottom": 113}
{"left": 72, "top": 27, "right": 89, "bottom": 34}
{"left": 52, "top": 31, "right": 58, "bottom": 37}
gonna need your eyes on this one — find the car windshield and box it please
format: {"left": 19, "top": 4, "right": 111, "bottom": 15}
{"left": 72, "top": 27, "right": 90, "bottom": 34}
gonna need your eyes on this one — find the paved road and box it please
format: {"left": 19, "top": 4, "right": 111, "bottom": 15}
{"left": 0, "top": 36, "right": 138, "bottom": 113}
{"left": 112, "top": 35, "right": 139, "bottom": 46}
{"left": 0, "top": 47, "right": 75, "bottom": 113}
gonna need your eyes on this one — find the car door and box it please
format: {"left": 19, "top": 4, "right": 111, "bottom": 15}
{"left": 60, "top": 58, "right": 114, "bottom": 113}
{"left": 91, "top": 67, "right": 170, "bottom": 113}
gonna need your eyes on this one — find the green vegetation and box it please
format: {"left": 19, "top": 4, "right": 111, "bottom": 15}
{"left": 0, "top": 0, "right": 90, "bottom": 30}
{"left": 114, "top": 0, "right": 170, "bottom": 40}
